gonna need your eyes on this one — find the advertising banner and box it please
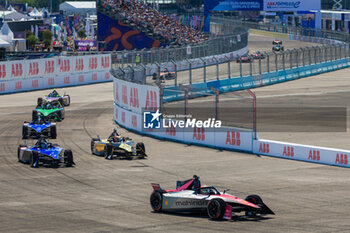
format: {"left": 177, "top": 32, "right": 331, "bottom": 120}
{"left": 74, "top": 40, "right": 98, "bottom": 51}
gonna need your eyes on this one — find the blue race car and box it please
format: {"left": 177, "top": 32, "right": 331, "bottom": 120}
{"left": 22, "top": 115, "right": 57, "bottom": 139}
{"left": 17, "top": 137, "right": 74, "bottom": 168}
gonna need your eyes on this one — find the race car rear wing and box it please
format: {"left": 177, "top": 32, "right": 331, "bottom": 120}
{"left": 151, "top": 183, "right": 163, "bottom": 191}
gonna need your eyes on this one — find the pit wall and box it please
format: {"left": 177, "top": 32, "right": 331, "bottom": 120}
{"left": 163, "top": 58, "right": 350, "bottom": 102}
{"left": 0, "top": 54, "right": 112, "bottom": 95}
{"left": 113, "top": 77, "right": 350, "bottom": 168}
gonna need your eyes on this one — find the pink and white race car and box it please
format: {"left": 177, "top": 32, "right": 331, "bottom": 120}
{"left": 150, "top": 175, "right": 275, "bottom": 220}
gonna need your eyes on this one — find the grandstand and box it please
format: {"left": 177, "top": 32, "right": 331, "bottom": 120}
{"left": 97, "top": 0, "right": 208, "bottom": 51}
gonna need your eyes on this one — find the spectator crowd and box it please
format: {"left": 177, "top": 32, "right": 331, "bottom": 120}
{"left": 101, "top": 0, "right": 208, "bottom": 45}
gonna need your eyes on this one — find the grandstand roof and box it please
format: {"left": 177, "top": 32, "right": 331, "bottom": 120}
{"left": 59, "top": 1, "right": 96, "bottom": 10}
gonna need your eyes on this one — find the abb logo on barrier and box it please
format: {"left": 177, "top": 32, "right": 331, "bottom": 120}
{"left": 132, "top": 115, "right": 137, "bottom": 128}
{"left": 15, "top": 81, "right": 22, "bottom": 90}
{"left": 78, "top": 75, "right": 84, "bottom": 82}
{"left": 75, "top": 58, "right": 84, "bottom": 71}
{"left": 104, "top": 72, "right": 110, "bottom": 80}
{"left": 282, "top": 146, "right": 294, "bottom": 157}
{"left": 226, "top": 131, "right": 241, "bottom": 146}
{"left": 193, "top": 127, "right": 205, "bottom": 141}
{"left": 0, "top": 64, "right": 6, "bottom": 78}
{"left": 89, "top": 57, "right": 98, "bottom": 70}
{"left": 130, "top": 87, "right": 139, "bottom": 108}
{"left": 48, "top": 78, "right": 55, "bottom": 86}
{"left": 166, "top": 124, "right": 176, "bottom": 136}
{"left": 308, "top": 150, "right": 320, "bottom": 161}
{"left": 59, "top": 59, "right": 70, "bottom": 72}
{"left": 122, "top": 111, "right": 126, "bottom": 123}
{"left": 145, "top": 90, "right": 157, "bottom": 110}
{"left": 64, "top": 77, "right": 70, "bottom": 84}
{"left": 28, "top": 61, "right": 39, "bottom": 76}
{"left": 122, "top": 85, "right": 128, "bottom": 105}
{"left": 92, "top": 73, "right": 97, "bottom": 81}
{"left": 11, "top": 63, "right": 23, "bottom": 77}
{"left": 45, "top": 60, "right": 55, "bottom": 74}
{"left": 259, "top": 142, "right": 270, "bottom": 153}
{"left": 32, "top": 80, "right": 38, "bottom": 88}
{"left": 0, "top": 83, "right": 5, "bottom": 92}
{"left": 101, "top": 56, "right": 110, "bottom": 69}
{"left": 335, "top": 153, "right": 348, "bottom": 165}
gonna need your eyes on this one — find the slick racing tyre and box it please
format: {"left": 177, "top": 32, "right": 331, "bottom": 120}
{"left": 50, "top": 125, "right": 57, "bottom": 139}
{"left": 32, "top": 110, "right": 38, "bottom": 121}
{"left": 65, "top": 95, "right": 71, "bottom": 106}
{"left": 37, "top": 97, "right": 43, "bottom": 106}
{"left": 207, "top": 198, "right": 226, "bottom": 220}
{"left": 104, "top": 144, "right": 113, "bottom": 159}
{"left": 64, "top": 149, "right": 74, "bottom": 167}
{"left": 150, "top": 190, "right": 163, "bottom": 212}
{"left": 245, "top": 194, "right": 263, "bottom": 217}
{"left": 30, "top": 151, "right": 39, "bottom": 168}
{"left": 136, "top": 142, "right": 146, "bottom": 156}
{"left": 90, "top": 138, "right": 98, "bottom": 154}
{"left": 17, "top": 145, "right": 25, "bottom": 162}
{"left": 22, "top": 126, "right": 28, "bottom": 139}
{"left": 56, "top": 111, "right": 62, "bottom": 122}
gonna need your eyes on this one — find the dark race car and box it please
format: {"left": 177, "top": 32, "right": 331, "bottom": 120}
{"left": 22, "top": 114, "right": 57, "bottom": 139}
{"left": 272, "top": 39, "right": 282, "bottom": 45}
{"left": 91, "top": 129, "right": 147, "bottom": 160}
{"left": 252, "top": 51, "right": 266, "bottom": 59}
{"left": 38, "top": 89, "right": 70, "bottom": 107}
{"left": 236, "top": 56, "right": 252, "bottom": 63}
{"left": 152, "top": 68, "right": 175, "bottom": 81}
{"left": 17, "top": 137, "right": 74, "bottom": 168}
{"left": 150, "top": 175, "right": 274, "bottom": 220}
{"left": 272, "top": 44, "right": 284, "bottom": 52}
{"left": 34, "top": 101, "right": 65, "bottom": 122}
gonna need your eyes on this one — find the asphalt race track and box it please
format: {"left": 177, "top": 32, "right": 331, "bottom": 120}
{"left": 1, "top": 36, "right": 350, "bottom": 232}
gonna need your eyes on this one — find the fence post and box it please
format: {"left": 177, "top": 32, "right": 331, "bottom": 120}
{"left": 282, "top": 51, "right": 285, "bottom": 70}
{"left": 225, "top": 55, "right": 231, "bottom": 79}
{"left": 274, "top": 52, "right": 278, "bottom": 71}
{"left": 210, "top": 87, "right": 219, "bottom": 121}
{"left": 307, "top": 47, "right": 311, "bottom": 65}
{"left": 294, "top": 49, "right": 299, "bottom": 67}
{"left": 170, "top": 59, "right": 177, "bottom": 86}
{"left": 286, "top": 49, "right": 292, "bottom": 68}
{"left": 214, "top": 57, "right": 219, "bottom": 80}
{"left": 265, "top": 52, "right": 269, "bottom": 73}
{"left": 154, "top": 62, "right": 160, "bottom": 85}
{"left": 249, "top": 55, "right": 253, "bottom": 76}
{"left": 200, "top": 58, "right": 207, "bottom": 83}
{"left": 301, "top": 48, "right": 305, "bottom": 66}
{"left": 186, "top": 58, "right": 192, "bottom": 85}
{"left": 258, "top": 54, "right": 262, "bottom": 74}
{"left": 139, "top": 63, "right": 147, "bottom": 84}
{"left": 239, "top": 56, "right": 243, "bottom": 77}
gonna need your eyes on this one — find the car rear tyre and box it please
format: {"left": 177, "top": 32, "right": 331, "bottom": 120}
{"left": 207, "top": 198, "right": 226, "bottom": 219}
{"left": 104, "top": 143, "right": 113, "bottom": 159}
{"left": 91, "top": 138, "right": 98, "bottom": 154}
{"left": 17, "top": 145, "right": 25, "bottom": 162}
{"left": 65, "top": 95, "right": 70, "bottom": 106}
{"left": 136, "top": 142, "right": 146, "bottom": 156}
{"left": 50, "top": 125, "right": 57, "bottom": 139}
{"left": 22, "top": 126, "right": 28, "bottom": 139}
{"left": 30, "top": 151, "right": 39, "bottom": 168}
{"left": 245, "top": 194, "right": 263, "bottom": 217}
{"left": 37, "top": 97, "right": 43, "bottom": 106}
{"left": 56, "top": 111, "right": 62, "bottom": 122}
{"left": 32, "top": 110, "right": 38, "bottom": 121}
{"left": 64, "top": 149, "right": 74, "bottom": 167}
{"left": 150, "top": 190, "right": 163, "bottom": 212}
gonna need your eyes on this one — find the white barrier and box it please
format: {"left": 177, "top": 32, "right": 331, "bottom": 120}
{"left": 0, "top": 54, "right": 111, "bottom": 82}
{"left": 145, "top": 46, "right": 248, "bottom": 76}
{"left": 114, "top": 78, "right": 159, "bottom": 114}
{"left": 0, "top": 70, "right": 111, "bottom": 94}
{"left": 253, "top": 139, "right": 350, "bottom": 168}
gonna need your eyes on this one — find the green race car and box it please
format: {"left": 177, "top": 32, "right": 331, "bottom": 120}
{"left": 34, "top": 102, "right": 65, "bottom": 122}
{"left": 272, "top": 44, "right": 284, "bottom": 52}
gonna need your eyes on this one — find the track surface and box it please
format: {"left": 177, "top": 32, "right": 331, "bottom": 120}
{"left": 1, "top": 37, "right": 350, "bottom": 233}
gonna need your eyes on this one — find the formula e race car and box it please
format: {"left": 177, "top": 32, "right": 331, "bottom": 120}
{"left": 153, "top": 68, "right": 175, "bottom": 80}
{"left": 38, "top": 89, "right": 70, "bottom": 107}
{"left": 272, "top": 39, "right": 282, "bottom": 45}
{"left": 22, "top": 114, "right": 57, "bottom": 139}
{"left": 17, "top": 137, "right": 74, "bottom": 168}
{"left": 272, "top": 44, "right": 284, "bottom": 52}
{"left": 34, "top": 101, "right": 65, "bottom": 122}
{"left": 150, "top": 175, "right": 275, "bottom": 220}
{"left": 236, "top": 55, "right": 252, "bottom": 63}
{"left": 252, "top": 51, "right": 266, "bottom": 59}
{"left": 90, "top": 129, "right": 147, "bottom": 160}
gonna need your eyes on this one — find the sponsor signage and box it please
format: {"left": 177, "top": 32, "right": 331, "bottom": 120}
{"left": 74, "top": 40, "right": 98, "bottom": 51}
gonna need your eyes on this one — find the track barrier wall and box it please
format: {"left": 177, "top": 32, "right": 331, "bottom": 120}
{"left": 0, "top": 54, "right": 112, "bottom": 95}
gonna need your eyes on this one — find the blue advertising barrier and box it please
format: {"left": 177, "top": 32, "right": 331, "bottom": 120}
{"left": 163, "top": 58, "right": 350, "bottom": 103}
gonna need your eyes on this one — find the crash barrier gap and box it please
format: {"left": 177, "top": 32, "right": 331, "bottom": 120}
{"left": 113, "top": 77, "right": 350, "bottom": 168}
{"left": 163, "top": 58, "right": 350, "bottom": 102}
{"left": 0, "top": 54, "right": 112, "bottom": 94}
